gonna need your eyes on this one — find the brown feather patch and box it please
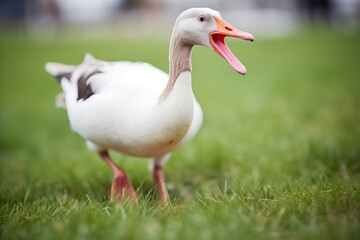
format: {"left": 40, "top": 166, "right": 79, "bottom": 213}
{"left": 55, "top": 72, "right": 72, "bottom": 83}
{"left": 77, "top": 70, "right": 102, "bottom": 101}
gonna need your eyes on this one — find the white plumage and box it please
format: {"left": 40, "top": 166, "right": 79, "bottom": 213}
{"left": 57, "top": 59, "right": 202, "bottom": 159}
{"left": 45, "top": 8, "right": 253, "bottom": 204}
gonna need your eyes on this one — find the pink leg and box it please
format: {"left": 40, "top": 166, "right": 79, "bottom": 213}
{"left": 99, "top": 151, "right": 138, "bottom": 204}
{"left": 153, "top": 164, "right": 168, "bottom": 205}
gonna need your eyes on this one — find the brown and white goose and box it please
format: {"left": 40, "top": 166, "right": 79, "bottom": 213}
{"left": 45, "top": 8, "right": 253, "bottom": 205}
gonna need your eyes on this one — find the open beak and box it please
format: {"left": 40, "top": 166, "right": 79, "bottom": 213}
{"left": 210, "top": 16, "right": 254, "bottom": 75}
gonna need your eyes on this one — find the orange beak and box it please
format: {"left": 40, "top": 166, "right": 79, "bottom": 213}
{"left": 210, "top": 16, "right": 254, "bottom": 75}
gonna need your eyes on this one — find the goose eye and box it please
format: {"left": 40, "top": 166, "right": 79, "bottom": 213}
{"left": 198, "top": 15, "right": 206, "bottom": 22}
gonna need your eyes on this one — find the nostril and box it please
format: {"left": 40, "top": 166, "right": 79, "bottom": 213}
{"left": 225, "top": 26, "right": 233, "bottom": 31}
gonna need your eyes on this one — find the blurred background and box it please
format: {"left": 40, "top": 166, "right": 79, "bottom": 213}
{"left": 0, "top": 0, "right": 359, "bottom": 38}
{"left": 1, "top": 2, "right": 360, "bottom": 238}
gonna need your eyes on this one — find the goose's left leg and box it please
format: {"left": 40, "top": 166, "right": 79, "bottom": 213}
{"left": 100, "top": 150, "right": 138, "bottom": 204}
{"left": 153, "top": 164, "right": 168, "bottom": 205}
{"left": 152, "top": 155, "right": 170, "bottom": 205}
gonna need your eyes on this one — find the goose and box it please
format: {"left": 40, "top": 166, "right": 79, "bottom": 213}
{"left": 45, "top": 8, "right": 254, "bottom": 205}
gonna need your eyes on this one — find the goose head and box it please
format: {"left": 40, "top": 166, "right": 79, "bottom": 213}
{"left": 172, "top": 8, "right": 254, "bottom": 75}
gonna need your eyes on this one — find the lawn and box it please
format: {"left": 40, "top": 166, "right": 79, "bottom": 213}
{"left": 0, "top": 28, "right": 359, "bottom": 239}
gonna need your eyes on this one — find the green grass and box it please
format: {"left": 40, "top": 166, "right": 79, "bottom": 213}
{"left": 1, "top": 28, "right": 360, "bottom": 239}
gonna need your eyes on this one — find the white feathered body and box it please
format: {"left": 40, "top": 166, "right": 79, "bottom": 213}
{"left": 60, "top": 60, "right": 203, "bottom": 159}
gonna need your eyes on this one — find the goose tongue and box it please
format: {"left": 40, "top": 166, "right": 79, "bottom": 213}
{"left": 210, "top": 16, "right": 254, "bottom": 75}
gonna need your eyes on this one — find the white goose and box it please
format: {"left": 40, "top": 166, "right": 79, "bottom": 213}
{"left": 45, "top": 8, "right": 253, "bottom": 205}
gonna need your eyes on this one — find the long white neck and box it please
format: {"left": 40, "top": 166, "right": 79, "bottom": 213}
{"left": 159, "top": 29, "right": 193, "bottom": 100}
{"left": 148, "top": 26, "right": 196, "bottom": 152}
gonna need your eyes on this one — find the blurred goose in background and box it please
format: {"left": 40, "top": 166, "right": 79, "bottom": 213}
{"left": 45, "top": 8, "right": 253, "bottom": 205}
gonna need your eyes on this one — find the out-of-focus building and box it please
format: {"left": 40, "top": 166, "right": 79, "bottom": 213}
{"left": 0, "top": 0, "right": 359, "bottom": 37}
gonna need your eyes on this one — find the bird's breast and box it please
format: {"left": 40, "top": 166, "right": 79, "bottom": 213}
{"left": 101, "top": 102, "right": 194, "bottom": 158}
